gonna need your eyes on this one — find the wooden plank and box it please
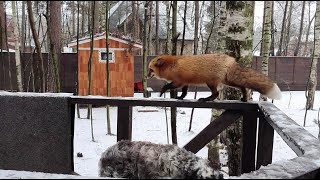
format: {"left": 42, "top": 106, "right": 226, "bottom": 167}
{"left": 258, "top": 101, "right": 320, "bottom": 156}
{"left": 69, "top": 96, "right": 259, "bottom": 110}
{"left": 117, "top": 106, "right": 132, "bottom": 141}
{"left": 183, "top": 110, "right": 242, "bottom": 153}
{"left": 256, "top": 112, "right": 274, "bottom": 170}
{"left": 241, "top": 110, "right": 258, "bottom": 173}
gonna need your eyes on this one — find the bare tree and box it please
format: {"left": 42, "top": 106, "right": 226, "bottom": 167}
{"left": 260, "top": 1, "right": 273, "bottom": 101}
{"left": 180, "top": 1, "right": 187, "bottom": 55}
{"left": 93, "top": 1, "right": 99, "bottom": 34}
{"left": 48, "top": 1, "right": 61, "bottom": 92}
{"left": 105, "top": 1, "right": 112, "bottom": 135}
{"left": 155, "top": 1, "right": 159, "bottom": 55}
{"left": 11, "top": 1, "right": 23, "bottom": 92}
{"left": 21, "top": 1, "right": 26, "bottom": 52}
{"left": 303, "top": 1, "right": 315, "bottom": 57}
{"left": 294, "top": 1, "right": 305, "bottom": 56}
{"left": 0, "top": 1, "right": 5, "bottom": 50}
{"left": 147, "top": 1, "right": 153, "bottom": 55}
{"left": 276, "top": 1, "right": 288, "bottom": 56}
{"left": 142, "top": 1, "right": 150, "bottom": 98}
{"left": 305, "top": 1, "right": 320, "bottom": 112}
{"left": 170, "top": 0, "right": 178, "bottom": 145}
{"left": 165, "top": 1, "right": 171, "bottom": 54}
{"left": 27, "top": 1, "right": 45, "bottom": 92}
{"left": 283, "top": 1, "right": 293, "bottom": 56}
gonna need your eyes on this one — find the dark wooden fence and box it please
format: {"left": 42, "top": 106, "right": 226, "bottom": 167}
{"left": 0, "top": 52, "right": 77, "bottom": 93}
{"left": 134, "top": 56, "right": 320, "bottom": 92}
{"left": 1, "top": 54, "right": 319, "bottom": 94}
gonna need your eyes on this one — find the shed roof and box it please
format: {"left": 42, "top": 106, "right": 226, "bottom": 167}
{"left": 68, "top": 32, "right": 143, "bottom": 49}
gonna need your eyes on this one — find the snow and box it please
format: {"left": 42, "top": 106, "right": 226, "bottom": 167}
{"left": 1, "top": 90, "right": 320, "bottom": 178}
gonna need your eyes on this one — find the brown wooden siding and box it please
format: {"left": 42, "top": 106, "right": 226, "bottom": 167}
{"left": 76, "top": 38, "right": 135, "bottom": 97}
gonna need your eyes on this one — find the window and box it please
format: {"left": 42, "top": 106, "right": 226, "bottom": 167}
{"left": 99, "top": 49, "right": 115, "bottom": 63}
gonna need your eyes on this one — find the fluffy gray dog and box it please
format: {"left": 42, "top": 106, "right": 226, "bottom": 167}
{"left": 98, "top": 140, "right": 224, "bottom": 179}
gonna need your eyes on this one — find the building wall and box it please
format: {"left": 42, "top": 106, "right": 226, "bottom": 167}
{"left": 77, "top": 38, "right": 136, "bottom": 97}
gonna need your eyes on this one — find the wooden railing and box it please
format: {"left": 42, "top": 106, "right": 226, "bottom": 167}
{"left": 69, "top": 96, "right": 320, "bottom": 179}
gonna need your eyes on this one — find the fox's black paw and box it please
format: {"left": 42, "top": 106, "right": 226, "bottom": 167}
{"left": 240, "top": 97, "right": 247, "bottom": 102}
{"left": 198, "top": 98, "right": 209, "bottom": 102}
{"left": 176, "top": 96, "right": 184, "bottom": 100}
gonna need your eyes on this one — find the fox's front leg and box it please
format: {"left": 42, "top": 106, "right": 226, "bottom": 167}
{"left": 159, "top": 82, "right": 178, "bottom": 97}
{"left": 159, "top": 82, "right": 185, "bottom": 99}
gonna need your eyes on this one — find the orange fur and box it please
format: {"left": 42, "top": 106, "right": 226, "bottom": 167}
{"left": 147, "top": 53, "right": 281, "bottom": 101}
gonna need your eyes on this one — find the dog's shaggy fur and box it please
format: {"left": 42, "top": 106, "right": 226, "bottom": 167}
{"left": 98, "top": 140, "right": 224, "bottom": 179}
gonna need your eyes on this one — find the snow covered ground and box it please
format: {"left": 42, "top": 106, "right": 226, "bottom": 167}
{"left": 73, "top": 91, "right": 320, "bottom": 177}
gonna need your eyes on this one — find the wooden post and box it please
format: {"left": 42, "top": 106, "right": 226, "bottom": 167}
{"left": 117, "top": 106, "right": 132, "bottom": 141}
{"left": 256, "top": 113, "right": 274, "bottom": 169}
{"left": 241, "top": 110, "right": 258, "bottom": 173}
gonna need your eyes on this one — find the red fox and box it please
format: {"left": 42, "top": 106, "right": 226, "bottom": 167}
{"left": 146, "top": 53, "right": 282, "bottom": 102}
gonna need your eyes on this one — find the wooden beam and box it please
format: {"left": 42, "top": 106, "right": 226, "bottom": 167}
{"left": 117, "top": 106, "right": 132, "bottom": 141}
{"left": 69, "top": 96, "right": 258, "bottom": 110}
{"left": 183, "top": 110, "right": 242, "bottom": 154}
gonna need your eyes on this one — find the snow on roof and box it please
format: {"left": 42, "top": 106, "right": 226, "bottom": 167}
{"left": 68, "top": 32, "right": 142, "bottom": 48}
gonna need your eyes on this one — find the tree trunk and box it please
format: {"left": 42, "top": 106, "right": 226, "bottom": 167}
{"left": 132, "top": 1, "right": 138, "bottom": 40}
{"left": 12, "top": 1, "right": 23, "bottom": 92}
{"left": 87, "top": 1, "right": 96, "bottom": 119}
{"left": 76, "top": 1, "right": 81, "bottom": 118}
{"left": 276, "top": 1, "right": 288, "bottom": 56}
{"left": 93, "top": 1, "right": 99, "bottom": 34}
{"left": 194, "top": 1, "right": 199, "bottom": 55}
{"left": 170, "top": 1, "right": 178, "bottom": 145}
{"left": 105, "top": 1, "right": 112, "bottom": 135}
{"left": 27, "top": 1, "right": 45, "bottom": 92}
{"left": 21, "top": 1, "right": 26, "bottom": 52}
{"left": 294, "top": 1, "right": 305, "bottom": 56}
{"left": 0, "top": 1, "right": 5, "bottom": 50}
{"left": 303, "top": 1, "right": 315, "bottom": 57}
{"left": 180, "top": 1, "right": 187, "bottom": 55}
{"left": 81, "top": 1, "right": 85, "bottom": 36}
{"left": 142, "top": 1, "right": 150, "bottom": 98}
{"left": 259, "top": 1, "right": 272, "bottom": 101}
{"left": 225, "top": 1, "right": 254, "bottom": 176}
{"left": 269, "top": 1, "right": 275, "bottom": 56}
{"left": 305, "top": 1, "right": 320, "bottom": 111}
{"left": 71, "top": 1, "right": 75, "bottom": 36}
{"left": 216, "top": 1, "right": 227, "bottom": 53}
{"left": 165, "top": 1, "right": 171, "bottom": 54}
{"left": 284, "top": 1, "right": 293, "bottom": 56}
{"left": 155, "top": 1, "right": 159, "bottom": 55}
{"left": 48, "top": 1, "right": 61, "bottom": 93}
{"left": 147, "top": 1, "right": 153, "bottom": 55}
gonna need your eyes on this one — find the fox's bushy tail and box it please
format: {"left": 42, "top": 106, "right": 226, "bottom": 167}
{"left": 226, "top": 63, "right": 282, "bottom": 100}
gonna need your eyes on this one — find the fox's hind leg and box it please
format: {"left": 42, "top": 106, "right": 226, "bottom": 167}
{"left": 177, "top": 85, "right": 188, "bottom": 100}
{"left": 198, "top": 84, "right": 219, "bottom": 102}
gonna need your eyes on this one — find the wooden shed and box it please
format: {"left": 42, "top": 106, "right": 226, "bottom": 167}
{"left": 68, "top": 33, "right": 142, "bottom": 97}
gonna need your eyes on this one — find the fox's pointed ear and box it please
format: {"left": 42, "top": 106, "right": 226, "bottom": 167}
{"left": 155, "top": 58, "right": 165, "bottom": 67}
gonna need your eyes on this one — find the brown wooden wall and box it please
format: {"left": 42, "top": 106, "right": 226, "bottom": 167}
{"left": 76, "top": 38, "right": 135, "bottom": 97}
{"left": 135, "top": 55, "right": 320, "bottom": 92}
